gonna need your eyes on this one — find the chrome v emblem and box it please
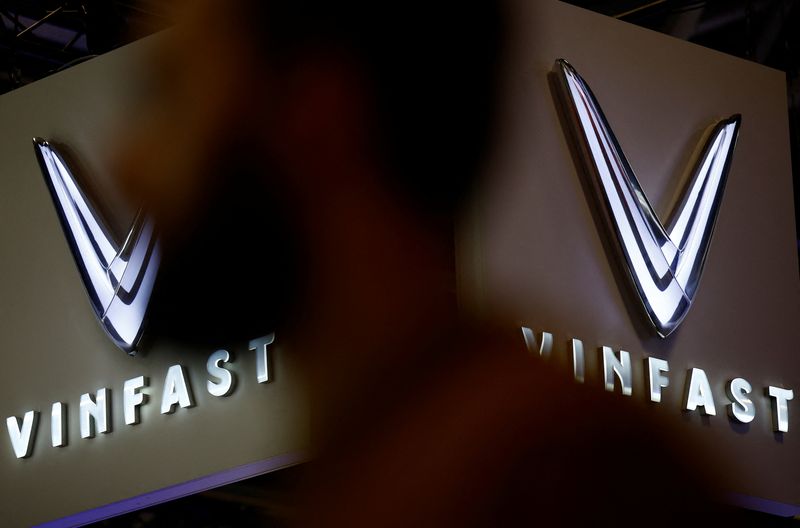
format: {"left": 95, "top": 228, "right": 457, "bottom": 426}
{"left": 552, "top": 60, "right": 741, "bottom": 338}
{"left": 33, "top": 139, "right": 160, "bottom": 355}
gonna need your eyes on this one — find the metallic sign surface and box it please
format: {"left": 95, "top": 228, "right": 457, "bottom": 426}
{"left": 33, "top": 138, "right": 160, "bottom": 354}
{"left": 552, "top": 59, "right": 741, "bottom": 337}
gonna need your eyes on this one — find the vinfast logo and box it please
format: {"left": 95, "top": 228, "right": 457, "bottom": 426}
{"left": 33, "top": 139, "right": 160, "bottom": 355}
{"left": 552, "top": 59, "right": 741, "bottom": 338}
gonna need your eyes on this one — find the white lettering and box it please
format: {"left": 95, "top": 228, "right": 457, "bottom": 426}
{"left": 647, "top": 357, "right": 670, "bottom": 403}
{"left": 161, "top": 365, "right": 194, "bottom": 414}
{"left": 571, "top": 338, "right": 585, "bottom": 383}
{"left": 80, "top": 388, "right": 111, "bottom": 438}
{"left": 6, "top": 411, "right": 38, "bottom": 458}
{"left": 51, "top": 402, "right": 66, "bottom": 447}
{"left": 684, "top": 368, "right": 716, "bottom": 416}
{"left": 207, "top": 350, "right": 235, "bottom": 397}
{"left": 602, "top": 346, "right": 632, "bottom": 396}
{"left": 767, "top": 386, "right": 794, "bottom": 433}
{"left": 250, "top": 334, "right": 275, "bottom": 383}
{"left": 521, "top": 327, "right": 552, "bottom": 357}
{"left": 123, "top": 376, "right": 148, "bottom": 425}
{"left": 726, "top": 378, "right": 755, "bottom": 424}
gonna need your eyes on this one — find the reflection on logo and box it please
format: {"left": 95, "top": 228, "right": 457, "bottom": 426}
{"left": 552, "top": 59, "right": 741, "bottom": 337}
{"left": 33, "top": 139, "right": 160, "bottom": 354}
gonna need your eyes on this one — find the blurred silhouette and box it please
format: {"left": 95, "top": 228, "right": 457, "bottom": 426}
{"left": 113, "top": 1, "right": 738, "bottom": 525}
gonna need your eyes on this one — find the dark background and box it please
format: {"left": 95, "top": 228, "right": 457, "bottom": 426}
{"left": 0, "top": 0, "right": 169, "bottom": 88}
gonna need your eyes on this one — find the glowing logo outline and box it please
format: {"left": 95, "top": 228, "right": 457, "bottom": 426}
{"left": 552, "top": 59, "right": 741, "bottom": 337}
{"left": 33, "top": 138, "right": 160, "bottom": 354}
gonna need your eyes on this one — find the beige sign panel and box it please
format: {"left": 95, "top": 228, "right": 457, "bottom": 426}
{"left": 0, "top": 38, "right": 308, "bottom": 527}
{"left": 461, "top": 0, "right": 799, "bottom": 510}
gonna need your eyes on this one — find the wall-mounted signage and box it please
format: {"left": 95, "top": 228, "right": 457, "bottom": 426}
{"left": 551, "top": 59, "right": 741, "bottom": 338}
{"left": 5, "top": 335, "right": 275, "bottom": 459}
{"left": 521, "top": 326, "right": 794, "bottom": 433}
{"left": 529, "top": 60, "right": 796, "bottom": 439}
{"left": 33, "top": 139, "right": 160, "bottom": 355}
{"left": 459, "top": 1, "right": 798, "bottom": 514}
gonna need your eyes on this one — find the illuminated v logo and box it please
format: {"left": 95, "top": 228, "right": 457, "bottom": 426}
{"left": 33, "top": 139, "right": 160, "bottom": 355}
{"left": 552, "top": 60, "right": 741, "bottom": 338}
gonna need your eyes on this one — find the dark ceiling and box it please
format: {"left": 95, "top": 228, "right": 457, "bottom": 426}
{"left": 567, "top": 0, "right": 798, "bottom": 67}
{"left": 0, "top": 0, "right": 170, "bottom": 92}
